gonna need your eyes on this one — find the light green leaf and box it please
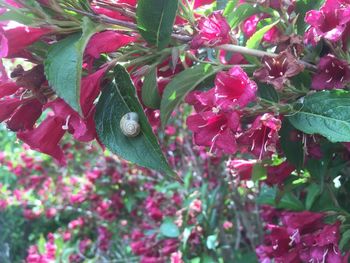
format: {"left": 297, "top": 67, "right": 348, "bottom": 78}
{"left": 141, "top": 67, "right": 161, "bottom": 109}
{"left": 225, "top": 3, "right": 258, "bottom": 28}
{"left": 160, "top": 220, "right": 180, "bottom": 238}
{"left": 95, "top": 65, "right": 173, "bottom": 175}
{"left": 136, "top": 0, "right": 178, "bottom": 49}
{"left": 223, "top": 0, "right": 239, "bottom": 16}
{"left": 206, "top": 235, "right": 217, "bottom": 250}
{"left": 160, "top": 64, "right": 219, "bottom": 127}
{"left": 44, "top": 17, "right": 102, "bottom": 114}
{"left": 246, "top": 19, "right": 279, "bottom": 49}
{"left": 288, "top": 90, "right": 350, "bottom": 142}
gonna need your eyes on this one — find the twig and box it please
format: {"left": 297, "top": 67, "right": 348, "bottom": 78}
{"left": 216, "top": 44, "right": 317, "bottom": 70}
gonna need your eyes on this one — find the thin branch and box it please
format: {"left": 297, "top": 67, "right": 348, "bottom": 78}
{"left": 216, "top": 44, "right": 317, "bottom": 70}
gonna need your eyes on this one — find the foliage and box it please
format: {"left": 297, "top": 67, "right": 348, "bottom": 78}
{"left": 0, "top": 0, "right": 350, "bottom": 262}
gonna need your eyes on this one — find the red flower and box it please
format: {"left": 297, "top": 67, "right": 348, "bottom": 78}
{"left": 254, "top": 51, "right": 304, "bottom": 90}
{"left": 312, "top": 54, "right": 350, "bottom": 90}
{"left": 85, "top": 31, "right": 136, "bottom": 59}
{"left": 214, "top": 66, "right": 257, "bottom": 110}
{"left": 191, "top": 12, "right": 231, "bottom": 48}
{"left": 80, "top": 66, "right": 108, "bottom": 116}
{"left": 17, "top": 115, "right": 66, "bottom": 165}
{"left": 238, "top": 113, "right": 281, "bottom": 158}
{"left": 187, "top": 111, "right": 239, "bottom": 154}
{"left": 0, "top": 25, "right": 50, "bottom": 58}
{"left": 6, "top": 99, "right": 43, "bottom": 131}
{"left": 305, "top": 0, "right": 350, "bottom": 45}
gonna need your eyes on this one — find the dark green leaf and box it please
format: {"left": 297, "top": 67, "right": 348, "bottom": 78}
{"left": 160, "top": 64, "right": 219, "bottom": 127}
{"left": 340, "top": 229, "right": 350, "bottom": 251}
{"left": 44, "top": 17, "right": 101, "bottom": 114}
{"left": 246, "top": 20, "right": 279, "bottom": 49}
{"left": 95, "top": 65, "right": 173, "bottom": 175}
{"left": 305, "top": 183, "right": 321, "bottom": 210}
{"left": 257, "top": 82, "right": 279, "bottom": 102}
{"left": 136, "top": 0, "right": 178, "bottom": 49}
{"left": 257, "top": 185, "right": 304, "bottom": 211}
{"left": 160, "top": 220, "right": 180, "bottom": 238}
{"left": 279, "top": 119, "right": 304, "bottom": 169}
{"left": 141, "top": 67, "right": 161, "bottom": 109}
{"left": 288, "top": 90, "right": 350, "bottom": 142}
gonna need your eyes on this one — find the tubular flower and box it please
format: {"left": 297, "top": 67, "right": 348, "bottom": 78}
{"left": 190, "top": 12, "right": 231, "bottom": 48}
{"left": 254, "top": 51, "right": 304, "bottom": 90}
{"left": 305, "top": 0, "right": 350, "bottom": 45}
{"left": 312, "top": 54, "right": 350, "bottom": 90}
{"left": 214, "top": 66, "right": 257, "bottom": 109}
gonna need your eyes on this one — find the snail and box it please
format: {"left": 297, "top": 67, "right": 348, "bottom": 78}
{"left": 120, "top": 112, "right": 140, "bottom": 137}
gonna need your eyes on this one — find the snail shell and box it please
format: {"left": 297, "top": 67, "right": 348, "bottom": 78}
{"left": 120, "top": 112, "right": 140, "bottom": 137}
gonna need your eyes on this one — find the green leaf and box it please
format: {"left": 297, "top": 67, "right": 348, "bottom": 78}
{"left": 246, "top": 19, "right": 279, "bottom": 49}
{"left": 160, "top": 64, "right": 219, "bottom": 127}
{"left": 216, "top": 0, "right": 230, "bottom": 10}
{"left": 257, "top": 185, "right": 304, "bottom": 211}
{"left": 141, "top": 67, "right": 161, "bottom": 109}
{"left": 0, "top": 10, "right": 35, "bottom": 25}
{"left": 257, "top": 82, "right": 279, "bottom": 103}
{"left": 226, "top": 4, "right": 258, "bottom": 28}
{"left": 340, "top": 229, "right": 350, "bottom": 251}
{"left": 206, "top": 235, "right": 218, "bottom": 250}
{"left": 279, "top": 119, "right": 304, "bottom": 169}
{"left": 252, "top": 163, "right": 267, "bottom": 182}
{"left": 95, "top": 65, "right": 173, "bottom": 175}
{"left": 136, "top": 0, "right": 178, "bottom": 49}
{"left": 223, "top": 0, "right": 239, "bottom": 17}
{"left": 160, "top": 220, "right": 180, "bottom": 238}
{"left": 305, "top": 183, "right": 321, "bottom": 210}
{"left": 37, "top": 235, "right": 46, "bottom": 254}
{"left": 288, "top": 90, "right": 350, "bottom": 142}
{"left": 44, "top": 17, "right": 101, "bottom": 114}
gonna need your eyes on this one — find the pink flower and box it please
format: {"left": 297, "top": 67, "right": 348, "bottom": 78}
{"left": 214, "top": 66, "right": 257, "bottom": 110}
{"left": 191, "top": 12, "right": 231, "bottom": 48}
{"left": 0, "top": 26, "right": 50, "bottom": 58}
{"left": 85, "top": 31, "right": 136, "bottom": 59}
{"left": 6, "top": 99, "right": 43, "bottom": 131}
{"left": 227, "top": 159, "right": 257, "bottom": 180}
{"left": 80, "top": 66, "right": 107, "bottom": 116}
{"left": 238, "top": 113, "right": 281, "bottom": 158}
{"left": 312, "top": 54, "right": 350, "bottom": 90}
{"left": 223, "top": 221, "right": 233, "bottom": 230}
{"left": 305, "top": 0, "right": 350, "bottom": 44}
{"left": 265, "top": 161, "right": 295, "bottom": 185}
{"left": 17, "top": 115, "right": 66, "bottom": 165}
{"left": 254, "top": 51, "right": 304, "bottom": 90}
{"left": 187, "top": 110, "right": 239, "bottom": 154}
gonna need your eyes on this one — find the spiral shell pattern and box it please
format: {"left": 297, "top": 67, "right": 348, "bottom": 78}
{"left": 120, "top": 112, "right": 140, "bottom": 137}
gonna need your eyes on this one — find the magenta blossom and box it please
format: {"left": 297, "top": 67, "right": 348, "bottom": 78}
{"left": 312, "top": 54, "right": 350, "bottom": 90}
{"left": 187, "top": 110, "right": 240, "bottom": 154}
{"left": 254, "top": 51, "right": 304, "bottom": 90}
{"left": 190, "top": 12, "right": 231, "bottom": 48}
{"left": 257, "top": 211, "right": 345, "bottom": 263}
{"left": 238, "top": 113, "right": 281, "bottom": 158}
{"left": 214, "top": 66, "right": 257, "bottom": 110}
{"left": 305, "top": 0, "right": 350, "bottom": 45}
